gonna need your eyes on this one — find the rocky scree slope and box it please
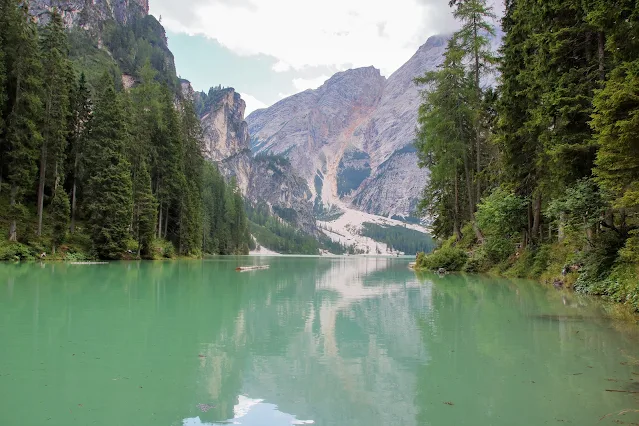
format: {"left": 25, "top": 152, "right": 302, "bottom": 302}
{"left": 247, "top": 35, "right": 450, "bottom": 219}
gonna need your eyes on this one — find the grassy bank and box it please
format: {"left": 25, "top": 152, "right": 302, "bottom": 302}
{"left": 415, "top": 228, "right": 639, "bottom": 313}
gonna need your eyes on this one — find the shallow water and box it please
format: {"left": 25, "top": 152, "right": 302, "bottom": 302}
{"left": 0, "top": 257, "right": 638, "bottom": 426}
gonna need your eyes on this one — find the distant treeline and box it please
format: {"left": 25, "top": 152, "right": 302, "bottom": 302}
{"left": 360, "top": 223, "right": 435, "bottom": 255}
{"left": 247, "top": 202, "right": 345, "bottom": 255}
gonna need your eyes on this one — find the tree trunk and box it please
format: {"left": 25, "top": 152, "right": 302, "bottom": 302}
{"left": 473, "top": 16, "right": 482, "bottom": 206}
{"left": 598, "top": 31, "right": 605, "bottom": 82}
{"left": 70, "top": 179, "right": 77, "bottom": 234}
{"left": 163, "top": 205, "right": 169, "bottom": 239}
{"left": 531, "top": 193, "right": 542, "bottom": 241}
{"left": 36, "top": 142, "right": 48, "bottom": 236}
{"left": 9, "top": 185, "right": 18, "bottom": 242}
{"left": 463, "top": 153, "right": 484, "bottom": 242}
{"left": 157, "top": 201, "right": 163, "bottom": 240}
{"left": 454, "top": 167, "right": 462, "bottom": 241}
{"left": 70, "top": 152, "right": 79, "bottom": 234}
{"left": 558, "top": 211, "right": 566, "bottom": 242}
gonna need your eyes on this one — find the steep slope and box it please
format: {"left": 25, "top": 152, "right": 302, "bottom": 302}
{"left": 192, "top": 86, "right": 317, "bottom": 234}
{"left": 247, "top": 36, "right": 448, "bottom": 219}
{"left": 30, "top": 0, "right": 149, "bottom": 28}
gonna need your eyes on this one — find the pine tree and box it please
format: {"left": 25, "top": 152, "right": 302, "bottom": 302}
{"left": 415, "top": 37, "right": 473, "bottom": 240}
{"left": 154, "top": 87, "right": 182, "bottom": 241}
{"left": 67, "top": 72, "right": 92, "bottom": 234}
{"left": 2, "top": 1, "right": 43, "bottom": 241}
{"left": 37, "top": 9, "right": 72, "bottom": 236}
{"left": 50, "top": 184, "right": 70, "bottom": 254}
{"left": 177, "top": 97, "right": 204, "bottom": 255}
{"left": 451, "top": 0, "right": 497, "bottom": 214}
{"left": 132, "top": 160, "right": 157, "bottom": 257}
{"left": 84, "top": 73, "right": 133, "bottom": 259}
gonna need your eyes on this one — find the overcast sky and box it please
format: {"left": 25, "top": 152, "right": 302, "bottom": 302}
{"left": 149, "top": 0, "right": 502, "bottom": 114}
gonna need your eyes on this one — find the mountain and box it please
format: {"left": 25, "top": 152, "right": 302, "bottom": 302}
{"left": 247, "top": 35, "right": 449, "bottom": 220}
{"left": 189, "top": 85, "right": 318, "bottom": 234}
{"left": 30, "top": 0, "right": 149, "bottom": 28}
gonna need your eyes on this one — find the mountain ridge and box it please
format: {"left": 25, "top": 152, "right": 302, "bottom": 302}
{"left": 246, "top": 35, "right": 448, "bottom": 219}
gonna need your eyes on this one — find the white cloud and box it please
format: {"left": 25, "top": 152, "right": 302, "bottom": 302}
{"left": 240, "top": 92, "right": 268, "bottom": 115}
{"left": 292, "top": 75, "right": 330, "bottom": 91}
{"left": 152, "top": 0, "right": 461, "bottom": 77}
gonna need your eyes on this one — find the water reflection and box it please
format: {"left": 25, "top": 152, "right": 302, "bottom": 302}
{"left": 193, "top": 257, "right": 433, "bottom": 426}
{"left": 0, "top": 259, "right": 638, "bottom": 426}
{"left": 183, "top": 395, "right": 314, "bottom": 425}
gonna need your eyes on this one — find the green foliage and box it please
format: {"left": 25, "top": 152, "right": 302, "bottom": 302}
{"left": 359, "top": 223, "right": 435, "bottom": 255}
{"left": 546, "top": 179, "right": 607, "bottom": 233}
{"left": 592, "top": 60, "right": 639, "bottom": 209}
{"left": 0, "top": 240, "right": 34, "bottom": 261}
{"left": 1, "top": 0, "right": 43, "bottom": 241}
{"left": 476, "top": 188, "right": 528, "bottom": 238}
{"left": 50, "top": 186, "right": 70, "bottom": 250}
{"left": 84, "top": 74, "right": 133, "bottom": 259}
{"left": 416, "top": 246, "right": 469, "bottom": 272}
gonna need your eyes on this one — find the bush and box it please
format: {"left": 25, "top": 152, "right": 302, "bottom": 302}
{"left": 484, "top": 236, "right": 516, "bottom": 264}
{"left": 417, "top": 246, "right": 468, "bottom": 271}
{"left": 0, "top": 241, "right": 35, "bottom": 261}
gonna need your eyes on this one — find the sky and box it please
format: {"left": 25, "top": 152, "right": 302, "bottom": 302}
{"left": 149, "top": 0, "right": 502, "bottom": 115}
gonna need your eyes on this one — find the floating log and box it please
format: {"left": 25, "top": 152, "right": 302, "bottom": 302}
{"left": 604, "top": 389, "right": 639, "bottom": 394}
{"left": 408, "top": 262, "right": 416, "bottom": 270}
{"left": 69, "top": 262, "right": 109, "bottom": 265}
{"left": 236, "top": 265, "right": 270, "bottom": 272}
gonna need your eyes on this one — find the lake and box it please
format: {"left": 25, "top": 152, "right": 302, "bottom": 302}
{"left": 0, "top": 257, "right": 638, "bottom": 426}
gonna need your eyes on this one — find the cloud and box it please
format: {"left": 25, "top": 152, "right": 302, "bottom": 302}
{"left": 151, "top": 0, "right": 462, "bottom": 77}
{"left": 292, "top": 75, "right": 330, "bottom": 91}
{"left": 239, "top": 92, "right": 268, "bottom": 115}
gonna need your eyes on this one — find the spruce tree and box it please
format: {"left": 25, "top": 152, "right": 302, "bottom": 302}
{"left": 67, "top": 72, "right": 92, "bottom": 234}
{"left": 177, "top": 97, "right": 204, "bottom": 255}
{"left": 37, "top": 9, "right": 71, "bottom": 236}
{"left": 2, "top": 1, "right": 43, "bottom": 241}
{"left": 451, "top": 0, "right": 497, "bottom": 214}
{"left": 132, "top": 160, "right": 157, "bottom": 257}
{"left": 50, "top": 184, "right": 70, "bottom": 254}
{"left": 415, "top": 37, "right": 473, "bottom": 240}
{"left": 84, "top": 73, "right": 133, "bottom": 259}
{"left": 154, "top": 87, "right": 182, "bottom": 240}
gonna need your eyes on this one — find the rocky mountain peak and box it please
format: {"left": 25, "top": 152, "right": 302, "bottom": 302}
{"left": 29, "top": 0, "right": 149, "bottom": 28}
{"left": 201, "top": 87, "right": 249, "bottom": 162}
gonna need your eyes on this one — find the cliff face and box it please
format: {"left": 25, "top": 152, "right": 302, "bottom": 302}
{"left": 247, "top": 36, "right": 449, "bottom": 219}
{"left": 30, "top": 0, "right": 149, "bottom": 28}
{"left": 196, "top": 86, "right": 317, "bottom": 233}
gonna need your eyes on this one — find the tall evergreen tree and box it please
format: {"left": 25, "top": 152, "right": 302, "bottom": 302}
{"left": 84, "top": 73, "right": 133, "bottom": 259}
{"left": 415, "top": 38, "right": 473, "bottom": 240}
{"left": 132, "top": 160, "right": 157, "bottom": 257}
{"left": 2, "top": 0, "right": 43, "bottom": 241}
{"left": 177, "top": 98, "right": 204, "bottom": 255}
{"left": 451, "top": 0, "right": 497, "bottom": 213}
{"left": 67, "top": 72, "right": 92, "bottom": 234}
{"left": 36, "top": 9, "right": 71, "bottom": 236}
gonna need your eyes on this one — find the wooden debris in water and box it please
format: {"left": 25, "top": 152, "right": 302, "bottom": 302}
{"left": 443, "top": 401, "right": 454, "bottom": 406}
{"left": 604, "top": 389, "right": 639, "bottom": 394}
{"left": 236, "top": 265, "right": 270, "bottom": 272}
{"left": 69, "top": 262, "right": 109, "bottom": 265}
{"left": 408, "top": 262, "right": 416, "bottom": 270}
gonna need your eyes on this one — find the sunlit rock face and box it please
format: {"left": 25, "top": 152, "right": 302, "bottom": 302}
{"left": 196, "top": 88, "right": 317, "bottom": 233}
{"left": 29, "top": 0, "right": 149, "bottom": 28}
{"left": 247, "top": 36, "right": 450, "bottom": 219}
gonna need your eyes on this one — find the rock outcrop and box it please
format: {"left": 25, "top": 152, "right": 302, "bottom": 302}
{"left": 29, "top": 0, "right": 149, "bottom": 29}
{"left": 198, "top": 88, "right": 317, "bottom": 233}
{"left": 247, "top": 36, "right": 450, "bottom": 219}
